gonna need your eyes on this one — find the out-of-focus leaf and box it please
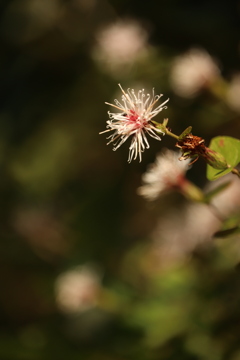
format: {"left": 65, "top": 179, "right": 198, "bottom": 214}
{"left": 207, "top": 136, "right": 240, "bottom": 180}
{"left": 214, "top": 226, "right": 240, "bottom": 238}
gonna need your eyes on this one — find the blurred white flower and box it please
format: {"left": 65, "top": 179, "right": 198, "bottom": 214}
{"left": 100, "top": 84, "right": 169, "bottom": 162}
{"left": 150, "top": 172, "right": 240, "bottom": 267}
{"left": 92, "top": 20, "right": 149, "bottom": 74}
{"left": 151, "top": 202, "right": 221, "bottom": 267}
{"left": 55, "top": 265, "right": 101, "bottom": 314}
{"left": 206, "top": 172, "right": 240, "bottom": 217}
{"left": 138, "top": 150, "right": 191, "bottom": 200}
{"left": 170, "top": 48, "right": 220, "bottom": 98}
{"left": 226, "top": 74, "right": 240, "bottom": 113}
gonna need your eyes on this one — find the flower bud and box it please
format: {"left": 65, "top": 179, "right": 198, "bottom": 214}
{"left": 203, "top": 148, "right": 229, "bottom": 170}
{"left": 176, "top": 133, "right": 230, "bottom": 170}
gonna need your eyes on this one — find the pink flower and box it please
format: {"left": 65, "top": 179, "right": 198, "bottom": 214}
{"left": 100, "top": 84, "right": 169, "bottom": 162}
{"left": 138, "top": 150, "right": 192, "bottom": 200}
{"left": 92, "top": 20, "right": 149, "bottom": 75}
{"left": 55, "top": 265, "right": 101, "bottom": 313}
{"left": 170, "top": 48, "right": 220, "bottom": 98}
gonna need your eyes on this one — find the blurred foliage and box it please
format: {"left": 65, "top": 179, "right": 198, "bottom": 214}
{"left": 0, "top": 1, "right": 240, "bottom": 360}
{"left": 207, "top": 136, "right": 240, "bottom": 180}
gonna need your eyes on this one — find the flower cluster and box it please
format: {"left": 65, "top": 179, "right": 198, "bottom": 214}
{"left": 100, "top": 83, "right": 238, "bottom": 181}
{"left": 100, "top": 84, "right": 169, "bottom": 162}
{"left": 170, "top": 48, "right": 220, "bottom": 98}
{"left": 138, "top": 150, "right": 191, "bottom": 200}
{"left": 55, "top": 265, "right": 101, "bottom": 314}
{"left": 92, "top": 20, "right": 149, "bottom": 75}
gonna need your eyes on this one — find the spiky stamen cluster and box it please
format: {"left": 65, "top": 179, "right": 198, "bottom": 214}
{"left": 100, "top": 84, "right": 169, "bottom": 162}
{"left": 138, "top": 150, "right": 191, "bottom": 200}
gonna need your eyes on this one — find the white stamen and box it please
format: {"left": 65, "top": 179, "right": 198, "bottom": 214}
{"left": 100, "top": 84, "right": 169, "bottom": 162}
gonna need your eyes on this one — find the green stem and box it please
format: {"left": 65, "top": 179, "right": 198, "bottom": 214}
{"left": 164, "top": 128, "right": 179, "bottom": 140}
{"left": 153, "top": 121, "right": 180, "bottom": 140}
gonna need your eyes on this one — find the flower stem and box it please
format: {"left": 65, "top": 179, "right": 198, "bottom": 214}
{"left": 153, "top": 120, "right": 180, "bottom": 140}
{"left": 164, "top": 128, "right": 179, "bottom": 140}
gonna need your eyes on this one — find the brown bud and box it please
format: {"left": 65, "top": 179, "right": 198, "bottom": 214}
{"left": 176, "top": 133, "right": 229, "bottom": 170}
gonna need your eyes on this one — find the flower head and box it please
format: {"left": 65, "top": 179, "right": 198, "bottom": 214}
{"left": 170, "top": 48, "right": 220, "bottom": 98}
{"left": 100, "top": 84, "right": 169, "bottom": 162}
{"left": 92, "top": 20, "right": 149, "bottom": 75}
{"left": 55, "top": 265, "right": 101, "bottom": 314}
{"left": 151, "top": 202, "right": 221, "bottom": 267}
{"left": 138, "top": 150, "right": 192, "bottom": 200}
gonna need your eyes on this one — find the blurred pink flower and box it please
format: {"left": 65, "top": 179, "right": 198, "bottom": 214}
{"left": 138, "top": 150, "right": 191, "bottom": 200}
{"left": 170, "top": 48, "right": 220, "bottom": 98}
{"left": 206, "top": 172, "right": 240, "bottom": 217}
{"left": 226, "top": 74, "right": 240, "bottom": 113}
{"left": 151, "top": 202, "right": 221, "bottom": 267}
{"left": 149, "top": 172, "right": 240, "bottom": 267}
{"left": 100, "top": 84, "right": 169, "bottom": 162}
{"left": 92, "top": 20, "right": 149, "bottom": 74}
{"left": 55, "top": 265, "right": 101, "bottom": 314}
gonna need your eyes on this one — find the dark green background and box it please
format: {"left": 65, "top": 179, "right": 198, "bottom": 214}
{"left": 0, "top": 1, "right": 240, "bottom": 359}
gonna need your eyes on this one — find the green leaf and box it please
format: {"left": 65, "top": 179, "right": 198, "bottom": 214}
{"left": 214, "top": 226, "right": 240, "bottom": 238}
{"left": 207, "top": 136, "right": 240, "bottom": 180}
{"left": 179, "top": 126, "right": 192, "bottom": 140}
